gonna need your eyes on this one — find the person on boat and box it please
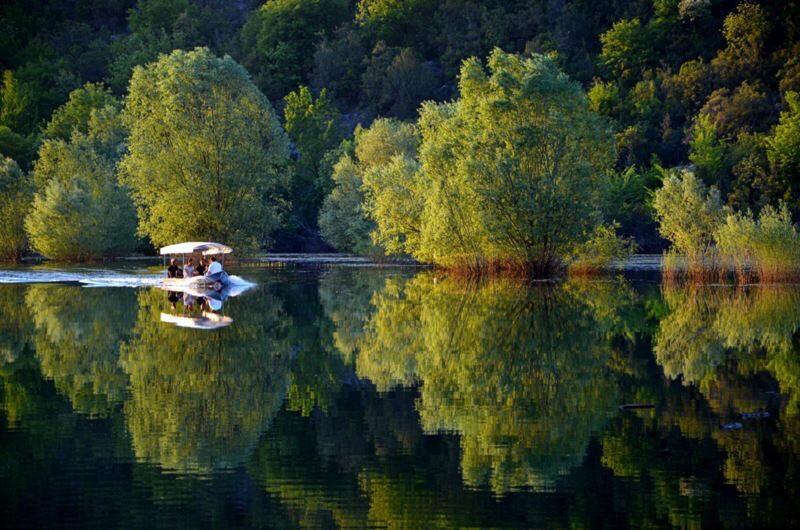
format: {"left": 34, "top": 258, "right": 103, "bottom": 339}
{"left": 196, "top": 258, "right": 207, "bottom": 276}
{"left": 205, "top": 255, "right": 223, "bottom": 276}
{"left": 167, "top": 258, "right": 182, "bottom": 278}
{"left": 183, "top": 257, "right": 195, "bottom": 278}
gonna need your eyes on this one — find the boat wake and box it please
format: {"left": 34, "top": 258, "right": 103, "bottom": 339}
{"left": 0, "top": 268, "right": 163, "bottom": 287}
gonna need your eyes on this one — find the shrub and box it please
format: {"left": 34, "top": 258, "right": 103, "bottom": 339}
{"left": 567, "top": 224, "right": 637, "bottom": 275}
{"left": 318, "top": 118, "right": 418, "bottom": 255}
{"left": 26, "top": 106, "right": 136, "bottom": 261}
{"left": 652, "top": 169, "right": 726, "bottom": 277}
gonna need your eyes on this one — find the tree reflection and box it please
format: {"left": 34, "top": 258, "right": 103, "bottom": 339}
{"left": 26, "top": 285, "right": 136, "bottom": 417}
{"left": 119, "top": 288, "right": 293, "bottom": 473}
{"left": 355, "top": 274, "right": 626, "bottom": 493}
{"left": 654, "top": 286, "right": 800, "bottom": 415}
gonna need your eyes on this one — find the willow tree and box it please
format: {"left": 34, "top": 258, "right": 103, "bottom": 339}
{"left": 364, "top": 50, "right": 616, "bottom": 274}
{"left": 26, "top": 106, "right": 137, "bottom": 260}
{"left": 0, "top": 157, "right": 32, "bottom": 260}
{"left": 120, "top": 47, "right": 291, "bottom": 252}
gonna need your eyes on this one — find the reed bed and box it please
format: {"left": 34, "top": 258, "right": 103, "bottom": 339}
{"left": 663, "top": 205, "right": 800, "bottom": 284}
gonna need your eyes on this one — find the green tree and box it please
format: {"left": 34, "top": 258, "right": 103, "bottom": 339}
{"left": 0, "top": 70, "right": 33, "bottom": 133}
{"left": 688, "top": 114, "right": 728, "bottom": 189}
{"left": 598, "top": 19, "right": 652, "bottom": 82}
{"left": 283, "top": 86, "right": 341, "bottom": 229}
{"left": 310, "top": 26, "right": 366, "bottom": 106}
{"left": 26, "top": 106, "right": 136, "bottom": 260}
{"left": 319, "top": 119, "right": 418, "bottom": 254}
{"left": 318, "top": 154, "right": 378, "bottom": 254}
{"left": 42, "top": 82, "right": 118, "bottom": 141}
{"left": 698, "top": 82, "right": 773, "bottom": 139}
{"left": 766, "top": 91, "right": 800, "bottom": 208}
{"left": 0, "top": 70, "right": 39, "bottom": 169}
{"left": 0, "top": 156, "right": 32, "bottom": 260}
{"left": 241, "top": 0, "right": 349, "bottom": 101}
{"left": 355, "top": 0, "right": 437, "bottom": 47}
{"left": 120, "top": 48, "right": 291, "bottom": 252}
{"left": 107, "top": 0, "right": 240, "bottom": 93}
{"left": 361, "top": 45, "right": 442, "bottom": 119}
{"left": 711, "top": 2, "right": 770, "bottom": 85}
{"left": 369, "top": 50, "right": 616, "bottom": 274}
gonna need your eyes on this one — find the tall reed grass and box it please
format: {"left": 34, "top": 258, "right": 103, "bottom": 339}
{"left": 715, "top": 204, "right": 800, "bottom": 283}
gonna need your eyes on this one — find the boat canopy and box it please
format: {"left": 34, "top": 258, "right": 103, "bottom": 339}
{"left": 159, "top": 241, "right": 233, "bottom": 256}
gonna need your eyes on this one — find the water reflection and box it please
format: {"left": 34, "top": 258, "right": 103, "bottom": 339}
{"left": 353, "top": 275, "right": 626, "bottom": 493}
{"left": 27, "top": 285, "right": 136, "bottom": 417}
{"left": 119, "top": 288, "right": 292, "bottom": 473}
{"left": 0, "top": 270, "right": 798, "bottom": 528}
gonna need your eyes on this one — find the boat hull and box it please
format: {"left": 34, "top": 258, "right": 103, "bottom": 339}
{"left": 163, "top": 271, "right": 229, "bottom": 289}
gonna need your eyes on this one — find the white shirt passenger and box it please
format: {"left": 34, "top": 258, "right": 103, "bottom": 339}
{"left": 206, "top": 260, "right": 222, "bottom": 275}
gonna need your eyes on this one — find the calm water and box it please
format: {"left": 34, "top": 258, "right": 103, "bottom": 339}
{"left": 1, "top": 264, "right": 799, "bottom": 529}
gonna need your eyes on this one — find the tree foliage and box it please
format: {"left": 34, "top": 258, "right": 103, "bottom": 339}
{"left": 652, "top": 169, "right": 725, "bottom": 261}
{"left": 283, "top": 86, "right": 341, "bottom": 229}
{"left": 0, "top": 156, "right": 31, "bottom": 260}
{"left": 26, "top": 104, "right": 136, "bottom": 260}
{"left": 319, "top": 118, "right": 417, "bottom": 254}
{"left": 42, "top": 82, "right": 118, "bottom": 141}
{"left": 362, "top": 50, "right": 616, "bottom": 273}
{"left": 120, "top": 47, "right": 291, "bottom": 251}
{"left": 241, "top": 0, "right": 349, "bottom": 101}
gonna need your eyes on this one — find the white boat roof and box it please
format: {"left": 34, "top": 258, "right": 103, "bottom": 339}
{"left": 159, "top": 241, "right": 233, "bottom": 256}
{"left": 160, "top": 312, "right": 233, "bottom": 330}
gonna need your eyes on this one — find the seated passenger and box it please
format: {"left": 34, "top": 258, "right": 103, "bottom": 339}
{"left": 183, "top": 257, "right": 195, "bottom": 278}
{"left": 196, "top": 258, "right": 207, "bottom": 276}
{"left": 167, "top": 258, "right": 182, "bottom": 278}
{"left": 206, "top": 255, "right": 223, "bottom": 276}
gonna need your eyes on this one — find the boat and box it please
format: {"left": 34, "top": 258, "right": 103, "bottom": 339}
{"left": 160, "top": 241, "right": 233, "bottom": 290}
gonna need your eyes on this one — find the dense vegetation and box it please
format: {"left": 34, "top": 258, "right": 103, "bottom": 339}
{"left": 1, "top": 0, "right": 799, "bottom": 273}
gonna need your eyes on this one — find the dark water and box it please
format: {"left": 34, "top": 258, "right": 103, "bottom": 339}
{"left": 1, "top": 265, "right": 799, "bottom": 529}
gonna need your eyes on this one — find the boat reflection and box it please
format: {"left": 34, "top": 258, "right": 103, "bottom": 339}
{"left": 159, "top": 311, "right": 233, "bottom": 330}
{"left": 159, "top": 280, "right": 254, "bottom": 329}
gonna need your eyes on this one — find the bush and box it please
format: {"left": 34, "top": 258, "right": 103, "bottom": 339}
{"left": 318, "top": 155, "right": 380, "bottom": 255}
{"left": 26, "top": 100, "right": 136, "bottom": 261}
{"left": 318, "top": 118, "right": 418, "bottom": 255}
{"left": 567, "top": 224, "right": 637, "bottom": 275}
{"left": 26, "top": 174, "right": 135, "bottom": 261}
{"left": 652, "top": 169, "right": 725, "bottom": 273}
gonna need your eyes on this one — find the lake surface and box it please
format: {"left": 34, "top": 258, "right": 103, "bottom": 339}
{"left": 1, "top": 263, "right": 798, "bottom": 529}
